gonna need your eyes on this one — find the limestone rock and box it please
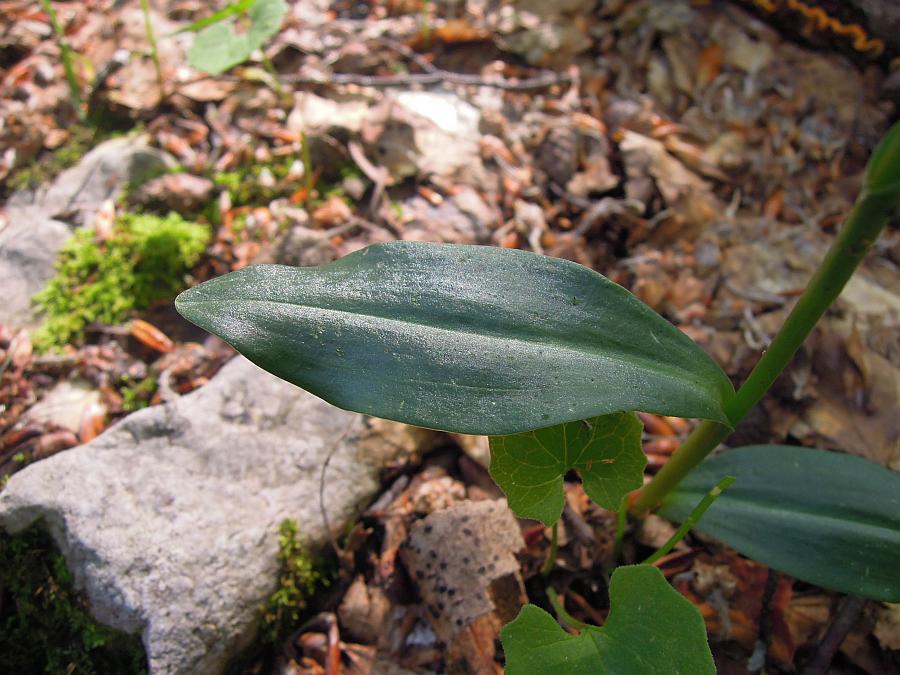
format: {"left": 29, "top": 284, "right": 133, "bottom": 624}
{"left": 0, "top": 136, "right": 173, "bottom": 328}
{"left": 0, "top": 217, "right": 71, "bottom": 329}
{"left": 0, "top": 357, "right": 432, "bottom": 674}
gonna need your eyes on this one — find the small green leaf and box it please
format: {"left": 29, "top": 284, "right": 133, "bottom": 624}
{"left": 489, "top": 413, "right": 644, "bottom": 525}
{"left": 175, "top": 242, "right": 734, "bottom": 435}
{"left": 660, "top": 445, "right": 900, "bottom": 602}
{"left": 501, "top": 565, "right": 714, "bottom": 675}
{"left": 186, "top": 0, "right": 286, "bottom": 75}
{"left": 247, "top": 0, "right": 288, "bottom": 48}
{"left": 187, "top": 22, "right": 252, "bottom": 75}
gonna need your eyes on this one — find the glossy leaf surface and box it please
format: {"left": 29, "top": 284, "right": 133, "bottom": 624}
{"left": 660, "top": 445, "right": 900, "bottom": 602}
{"left": 176, "top": 242, "right": 734, "bottom": 434}
{"left": 489, "top": 413, "right": 644, "bottom": 525}
{"left": 501, "top": 565, "right": 714, "bottom": 674}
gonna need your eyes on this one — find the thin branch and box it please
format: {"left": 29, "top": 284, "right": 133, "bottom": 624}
{"left": 278, "top": 68, "right": 573, "bottom": 90}
{"left": 801, "top": 596, "right": 866, "bottom": 675}
{"left": 179, "top": 67, "right": 574, "bottom": 91}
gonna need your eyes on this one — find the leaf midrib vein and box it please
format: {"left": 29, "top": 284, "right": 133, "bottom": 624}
{"left": 186, "top": 297, "right": 711, "bottom": 390}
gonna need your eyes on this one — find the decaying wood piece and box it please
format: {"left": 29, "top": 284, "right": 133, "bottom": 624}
{"left": 401, "top": 499, "right": 527, "bottom": 673}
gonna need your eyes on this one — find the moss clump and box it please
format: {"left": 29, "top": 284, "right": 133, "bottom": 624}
{"left": 260, "top": 519, "right": 325, "bottom": 644}
{"left": 0, "top": 524, "right": 147, "bottom": 674}
{"left": 33, "top": 212, "right": 210, "bottom": 351}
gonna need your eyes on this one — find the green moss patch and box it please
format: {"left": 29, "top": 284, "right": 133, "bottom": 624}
{"left": 0, "top": 524, "right": 147, "bottom": 674}
{"left": 260, "top": 519, "right": 327, "bottom": 644}
{"left": 33, "top": 212, "right": 210, "bottom": 351}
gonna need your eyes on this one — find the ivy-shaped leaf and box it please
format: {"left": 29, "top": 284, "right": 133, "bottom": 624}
{"left": 187, "top": 0, "right": 287, "bottom": 75}
{"left": 247, "top": 0, "right": 288, "bottom": 47}
{"left": 501, "top": 565, "right": 715, "bottom": 675}
{"left": 489, "top": 413, "right": 644, "bottom": 525}
{"left": 188, "top": 22, "right": 252, "bottom": 75}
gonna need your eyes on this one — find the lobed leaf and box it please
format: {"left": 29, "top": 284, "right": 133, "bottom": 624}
{"left": 501, "top": 565, "right": 714, "bottom": 674}
{"left": 659, "top": 445, "right": 900, "bottom": 602}
{"left": 176, "top": 242, "right": 734, "bottom": 434}
{"left": 489, "top": 413, "right": 645, "bottom": 525}
{"left": 186, "top": 0, "right": 287, "bottom": 75}
{"left": 187, "top": 22, "right": 251, "bottom": 75}
{"left": 247, "top": 0, "right": 288, "bottom": 47}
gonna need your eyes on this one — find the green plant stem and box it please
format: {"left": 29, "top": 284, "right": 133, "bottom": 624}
{"left": 633, "top": 125, "right": 900, "bottom": 513}
{"left": 546, "top": 588, "right": 592, "bottom": 631}
{"left": 260, "top": 53, "right": 286, "bottom": 98}
{"left": 140, "top": 0, "right": 165, "bottom": 101}
{"left": 40, "top": 0, "right": 83, "bottom": 120}
{"left": 541, "top": 521, "right": 558, "bottom": 577}
{"left": 419, "top": 0, "right": 432, "bottom": 49}
{"left": 642, "top": 475, "right": 734, "bottom": 566}
{"left": 632, "top": 420, "right": 729, "bottom": 513}
{"left": 301, "top": 132, "right": 314, "bottom": 205}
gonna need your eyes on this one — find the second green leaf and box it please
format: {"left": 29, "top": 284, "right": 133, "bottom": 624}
{"left": 489, "top": 413, "right": 645, "bottom": 525}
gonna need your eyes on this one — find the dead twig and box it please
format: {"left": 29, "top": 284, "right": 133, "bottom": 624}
{"left": 801, "top": 595, "right": 867, "bottom": 675}
{"left": 747, "top": 569, "right": 779, "bottom": 675}
{"left": 186, "top": 67, "right": 573, "bottom": 91}
{"left": 372, "top": 35, "right": 439, "bottom": 75}
{"left": 280, "top": 68, "right": 573, "bottom": 90}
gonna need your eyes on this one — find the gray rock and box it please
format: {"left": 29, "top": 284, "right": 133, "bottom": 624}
{"left": 0, "top": 217, "right": 71, "bottom": 329}
{"left": 6, "top": 135, "right": 173, "bottom": 228}
{"left": 1, "top": 136, "right": 173, "bottom": 328}
{"left": 0, "top": 357, "right": 434, "bottom": 674}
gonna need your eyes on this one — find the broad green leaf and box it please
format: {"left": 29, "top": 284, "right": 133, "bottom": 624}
{"left": 187, "top": 21, "right": 252, "bottom": 75}
{"left": 660, "top": 445, "right": 900, "bottom": 602}
{"left": 186, "top": 0, "right": 286, "bottom": 75}
{"left": 247, "top": 0, "right": 288, "bottom": 47}
{"left": 489, "top": 413, "right": 644, "bottom": 525}
{"left": 501, "top": 565, "right": 714, "bottom": 674}
{"left": 175, "top": 242, "right": 734, "bottom": 434}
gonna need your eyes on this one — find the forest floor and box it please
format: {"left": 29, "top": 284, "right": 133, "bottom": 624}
{"left": 1, "top": 0, "right": 898, "bottom": 673}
